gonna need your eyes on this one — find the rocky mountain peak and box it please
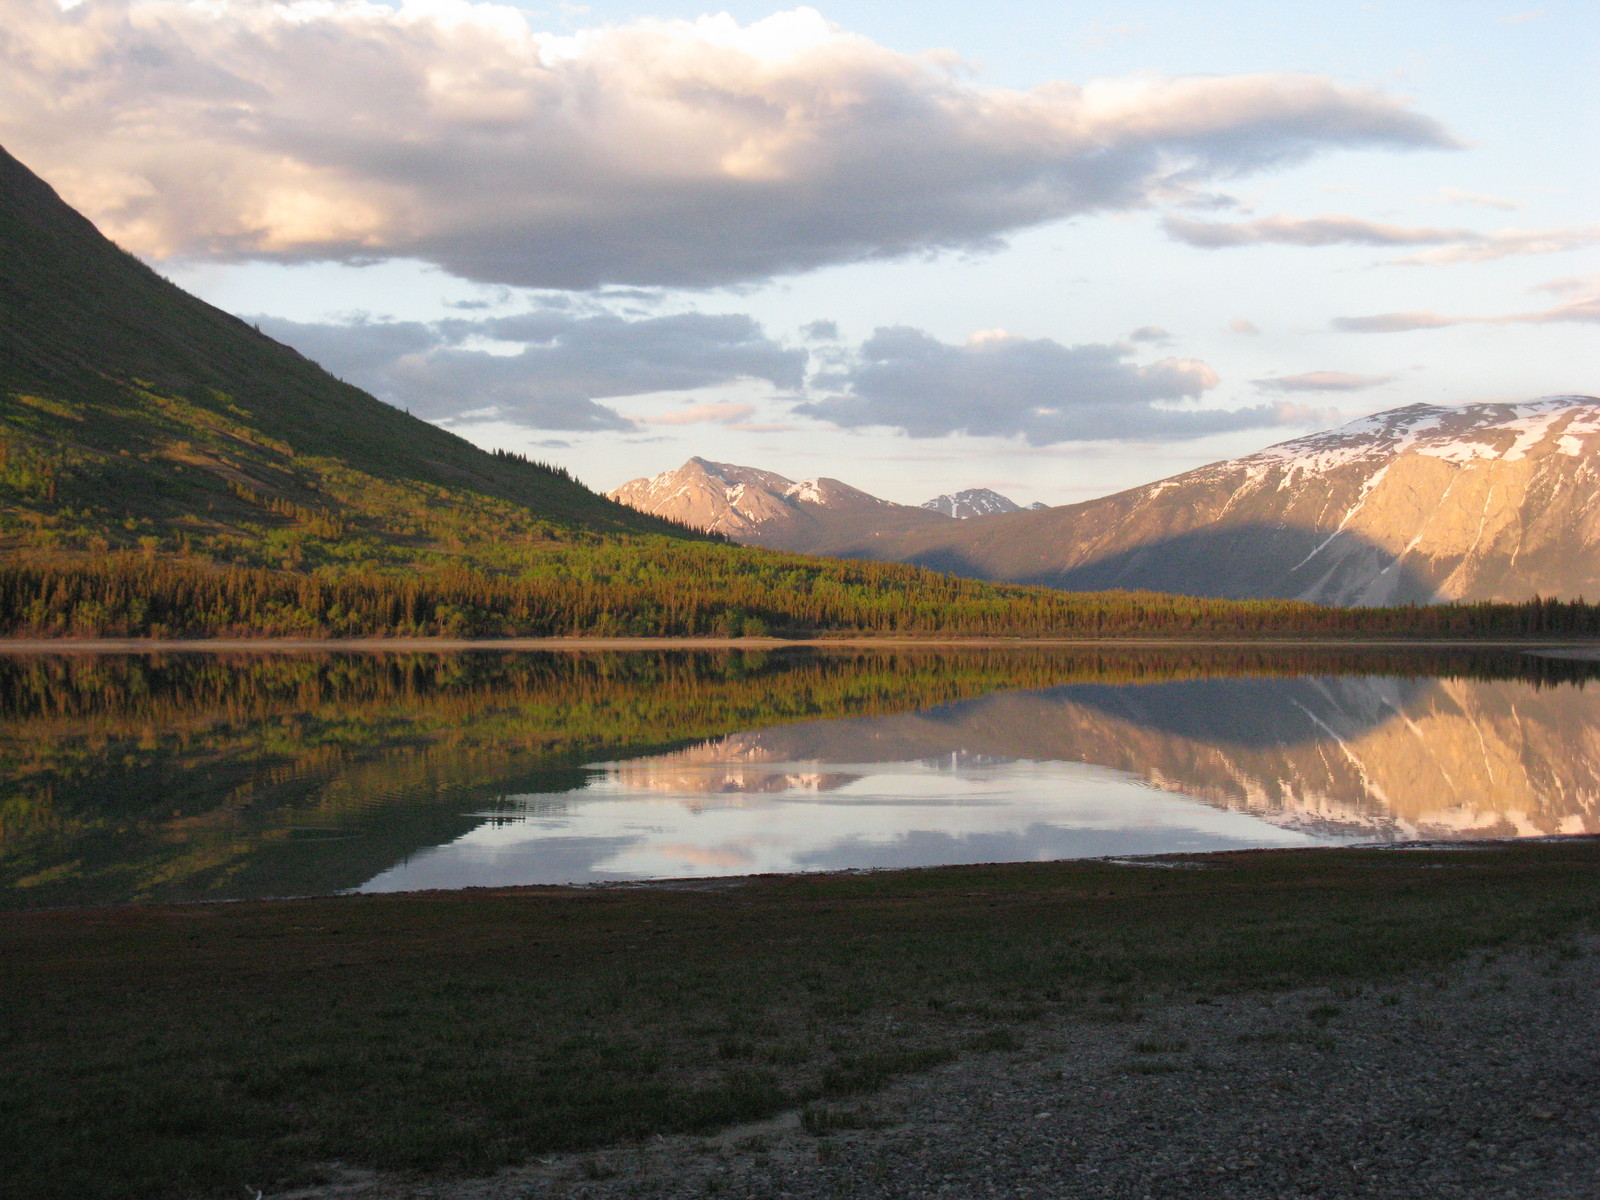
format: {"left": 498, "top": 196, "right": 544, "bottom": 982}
{"left": 608, "top": 458, "right": 953, "bottom": 549}
{"left": 921, "top": 488, "right": 1024, "bottom": 519}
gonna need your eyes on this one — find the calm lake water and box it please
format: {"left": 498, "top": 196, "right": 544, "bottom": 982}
{"left": 3, "top": 645, "right": 1596, "bottom": 908}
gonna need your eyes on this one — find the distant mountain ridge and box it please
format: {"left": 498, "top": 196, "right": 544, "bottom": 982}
{"left": 614, "top": 397, "right": 1600, "bottom": 605}
{"left": 880, "top": 396, "right": 1600, "bottom": 604}
{"left": 607, "top": 457, "right": 951, "bottom": 553}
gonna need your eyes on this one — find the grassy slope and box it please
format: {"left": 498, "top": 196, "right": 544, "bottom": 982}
{"left": 0, "top": 143, "right": 699, "bottom": 565}
{"left": 2, "top": 841, "right": 1597, "bottom": 1199}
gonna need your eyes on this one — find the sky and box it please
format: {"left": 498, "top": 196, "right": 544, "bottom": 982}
{"left": 2, "top": 0, "right": 1595, "bottom": 505}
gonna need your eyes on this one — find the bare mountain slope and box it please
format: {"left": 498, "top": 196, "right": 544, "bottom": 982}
{"left": 607, "top": 457, "right": 950, "bottom": 553}
{"left": 879, "top": 397, "right": 1600, "bottom": 604}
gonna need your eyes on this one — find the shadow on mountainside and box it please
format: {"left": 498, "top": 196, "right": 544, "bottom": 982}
{"left": 902, "top": 522, "right": 1442, "bottom": 605}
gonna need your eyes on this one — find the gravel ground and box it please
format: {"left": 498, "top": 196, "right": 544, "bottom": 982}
{"left": 278, "top": 938, "right": 1600, "bottom": 1200}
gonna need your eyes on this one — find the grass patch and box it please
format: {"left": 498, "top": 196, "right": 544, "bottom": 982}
{"left": 2, "top": 840, "right": 1598, "bottom": 1198}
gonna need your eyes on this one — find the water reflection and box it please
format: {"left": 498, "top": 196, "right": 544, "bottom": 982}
{"left": 364, "top": 666, "right": 1600, "bottom": 888}
{"left": 1, "top": 646, "right": 1596, "bottom": 907}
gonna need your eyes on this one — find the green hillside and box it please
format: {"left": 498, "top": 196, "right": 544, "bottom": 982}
{"left": 0, "top": 143, "right": 701, "bottom": 568}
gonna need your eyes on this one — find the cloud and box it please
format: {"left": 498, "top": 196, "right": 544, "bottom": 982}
{"left": 1127, "top": 325, "right": 1171, "bottom": 343}
{"left": 1166, "top": 214, "right": 1471, "bottom": 248}
{"left": 1332, "top": 293, "right": 1600, "bottom": 333}
{"left": 0, "top": 0, "right": 1455, "bottom": 289}
{"left": 801, "top": 319, "right": 841, "bottom": 342}
{"left": 1534, "top": 275, "right": 1600, "bottom": 298}
{"left": 1435, "top": 186, "right": 1524, "bottom": 212}
{"left": 1253, "top": 371, "right": 1396, "bottom": 392}
{"left": 1392, "top": 226, "right": 1600, "bottom": 265}
{"left": 255, "top": 309, "right": 804, "bottom": 428}
{"left": 1166, "top": 213, "right": 1600, "bottom": 264}
{"left": 1228, "top": 317, "right": 1260, "bottom": 335}
{"left": 636, "top": 402, "right": 757, "bottom": 426}
{"left": 1331, "top": 312, "right": 1459, "bottom": 333}
{"left": 798, "top": 326, "right": 1300, "bottom": 444}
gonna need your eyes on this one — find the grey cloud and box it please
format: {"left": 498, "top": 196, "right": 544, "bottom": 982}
{"left": 256, "top": 310, "right": 804, "bottom": 430}
{"left": 1167, "top": 213, "right": 1600, "bottom": 265}
{"left": 802, "top": 320, "right": 841, "bottom": 342}
{"left": 1127, "top": 326, "right": 1171, "bottom": 343}
{"left": 798, "top": 326, "right": 1295, "bottom": 445}
{"left": 1332, "top": 312, "right": 1461, "bottom": 333}
{"left": 2, "top": 2, "right": 1455, "bottom": 289}
{"left": 1253, "top": 371, "right": 1397, "bottom": 392}
{"left": 1165, "top": 214, "right": 1471, "bottom": 248}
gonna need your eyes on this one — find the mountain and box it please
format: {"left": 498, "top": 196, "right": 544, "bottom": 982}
{"left": 606, "top": 457, "right": 950, "bottom": 553}
{"left": 0, "top": 143, "right": 694, "bottom": 566}
{"left": 875, "top": 397, "right": 1600, "bottom": 604}
{"left": 920, "top": 488, "right": 1023, "bottom": 519}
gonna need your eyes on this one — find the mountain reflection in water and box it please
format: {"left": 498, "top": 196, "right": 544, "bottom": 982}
{"left": 366, "top": 667, "right": 1600, "bottom": 891}
{"left": 3, "top": 647, "right": 1596, "bottom": 907}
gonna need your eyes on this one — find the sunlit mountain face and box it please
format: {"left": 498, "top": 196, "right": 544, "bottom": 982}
{"left": 4, "top": 647, "right": 1596, "bottom": 907}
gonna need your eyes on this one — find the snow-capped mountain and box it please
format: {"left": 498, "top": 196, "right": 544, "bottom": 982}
{"left": 878, "top": 396, "right": 1600, "bottom": 604}
{"left": 606, "top": 457, "right": 948, "bottom": 552}
{"left": 920, "top": 488, "right": 1023, "bottom": 518}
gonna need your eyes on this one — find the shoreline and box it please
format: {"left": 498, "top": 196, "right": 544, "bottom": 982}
{"left": 1, "top": 634, "right": 1597, "bottom": 654}
{"left": 10, "top": 835, "right": 1598, "bottom": 917}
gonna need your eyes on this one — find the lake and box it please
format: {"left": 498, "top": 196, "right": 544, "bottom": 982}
{"left": 2, "top": 644, "right": 1596, "bottom": 909}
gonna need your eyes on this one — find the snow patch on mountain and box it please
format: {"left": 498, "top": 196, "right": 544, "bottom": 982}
{"left": 1245, "top": 396, "right": 1600, "bottom": 478}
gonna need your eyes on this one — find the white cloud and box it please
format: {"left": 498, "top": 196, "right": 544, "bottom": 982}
{"left": 798, "top": 326, "right": 1300, "bottom": 444}
{"left": 255, "top": 309, "right": 805, "bottom": 428}
{"left": 0, "top": 0, "right": 1456, "bottom": 289}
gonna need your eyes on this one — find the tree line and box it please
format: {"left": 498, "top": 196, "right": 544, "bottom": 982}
{"left": 5, "top": 546, "right": 1600, "bottom": 640}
